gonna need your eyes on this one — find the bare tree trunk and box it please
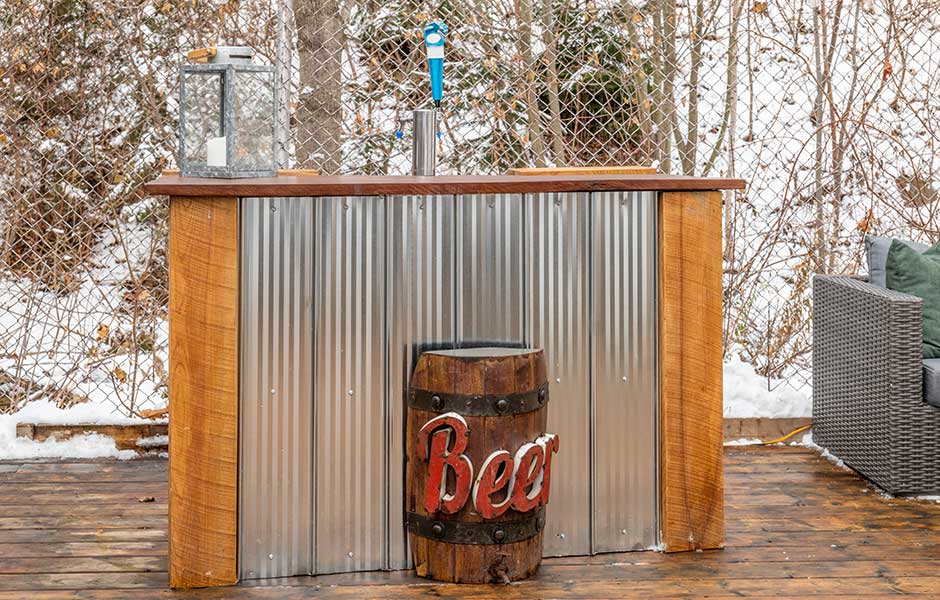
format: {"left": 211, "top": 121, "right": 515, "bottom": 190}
{"left": 275, "top": 0, "right": 295, "bottom": 168}
{"left": 540, "top": 0, "right": 566, "bottom": 165}
{"left": 650, "top": 0, "right": 675, "bottom": 173}
{"left": 812, "top": 1, "right": 827, "bottom": 271}
{"left": 514, "top": 0, "right": 546, "bottom": 166}
{"left": 294, "top": 0, "right": 343, "bottom": 174}
{"left": 678, "top": 0, "right": 705, "bottom": 175}
{"left": 721, "top": 0, "right": 743, "bottom": 264}
{"left": 622, "top": 3, "right": 654, "bottom": 159}
{"left": 703, "top": 0, "right": 742, "bottom": 176}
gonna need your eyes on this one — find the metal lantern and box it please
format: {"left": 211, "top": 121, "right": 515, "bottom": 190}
{"left": 179, "top": 46, "right": 276, "bottom": 178}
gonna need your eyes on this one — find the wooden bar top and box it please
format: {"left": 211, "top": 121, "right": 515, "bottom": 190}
{"left": 145, "top": 174, "right": 746, "bottom": 197}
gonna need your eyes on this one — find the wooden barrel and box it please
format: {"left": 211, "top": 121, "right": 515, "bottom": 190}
{"left": 406, "top": 347, "right": 556, "bottom": 583}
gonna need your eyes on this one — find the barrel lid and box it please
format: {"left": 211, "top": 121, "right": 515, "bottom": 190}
{"left": 429, "top": 347, "right": 536, "bottom": 358}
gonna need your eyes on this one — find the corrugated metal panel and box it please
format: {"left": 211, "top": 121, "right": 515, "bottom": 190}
{"left": 385, "top": 195, "right": 456, "bottom": 569}
{"left": 525, "top": 192, "right": 592, "bottom": 557}
{"left": 240, "top": 197, "right": 315, "bottom": 579}
{"left": 456, "top": 194, "right": 524, "bottom": 345}
{"left": 314, "top": 196, "right": 387, "bottom": 574}
{"left": 591, "top": 191, "right": 659, "bottom": 552}
{"left": 239, "top": 191, "right": 661, "bottom": 575}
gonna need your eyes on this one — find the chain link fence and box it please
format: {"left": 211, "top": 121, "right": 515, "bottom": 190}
{"left": 1, "top": 0, "right": 938, "bottom": 417}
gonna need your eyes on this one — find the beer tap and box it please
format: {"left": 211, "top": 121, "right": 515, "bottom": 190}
{"left": 394, "top": 21, "right": 447, "bottom": 176}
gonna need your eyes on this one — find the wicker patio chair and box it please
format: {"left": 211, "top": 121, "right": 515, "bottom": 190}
{"left": 813, "top": 275, "right": 940, "bottom": 495}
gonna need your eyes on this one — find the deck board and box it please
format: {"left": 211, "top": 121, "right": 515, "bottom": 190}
{"left": 1, "top": 446, "right": 939, "bottom": 597}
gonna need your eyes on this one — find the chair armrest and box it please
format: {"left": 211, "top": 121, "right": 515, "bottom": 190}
{"left": 812, "top": 275, "right": 924, "bottom": 476}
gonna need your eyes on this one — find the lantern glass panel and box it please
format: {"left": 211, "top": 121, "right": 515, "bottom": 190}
{"left": 233, "top": 70, "right": 275, "bottom": 171}
{"left": 181, "top": 71, "right": 224, "bottom": 169}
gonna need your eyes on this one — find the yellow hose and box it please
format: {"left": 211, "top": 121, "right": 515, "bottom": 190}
{"left": 761, "top": 424, "right": 812, "bottom": 445}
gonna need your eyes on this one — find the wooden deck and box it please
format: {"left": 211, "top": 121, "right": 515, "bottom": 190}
{"left": 2, "top": 445, "right": 940, "bottom": 598}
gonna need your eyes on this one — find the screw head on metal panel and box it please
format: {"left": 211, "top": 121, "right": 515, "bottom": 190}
{"left": 270, "top": 205, "right": 277, "bottom": 213}
{"left": 268, "top": 553, "right": 274, "bottom": 560}
{"left": 538, "top": 388, "right": 547, "bottom": 404}
{"left": 431, "top": 522, "right": 445, "bottom": 537}
{"left": 495, "top": 398, "right": 509, "bottom": 413}
{"left": 347, "top": 551, "right": 354, "bottom": 558}
{"left": 431, "top": 394, "right": 444, "bottom": 410}
{"left": 558, "top": 533, "right": 566, "bottom": 540}
{"left": 621, "top": 529, "right": 628, "bottom": 535}
{"left": 493, "top": 529, "right": 506, "bottom": 542}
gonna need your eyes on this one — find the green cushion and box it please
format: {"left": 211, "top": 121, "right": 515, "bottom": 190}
{"left": 886, "top": 240, "right": 940, "bottom": 358}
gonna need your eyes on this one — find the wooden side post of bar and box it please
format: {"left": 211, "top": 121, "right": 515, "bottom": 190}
{"left": 168, "top": 196, "right": 240, "bottom": 587}
{"left": 659, "top": 190, "right": 724, "bottom": 552}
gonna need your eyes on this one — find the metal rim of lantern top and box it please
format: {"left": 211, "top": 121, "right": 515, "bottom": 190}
{"left": 178, "top": 46, "right": 277, "bottom": 179}
{"left": 408, "top": 384, "right": 549, "bottom": 417}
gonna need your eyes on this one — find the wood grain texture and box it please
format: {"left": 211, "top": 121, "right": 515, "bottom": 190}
{"left": 167, "top": 196, "right": 239, "bottom": 587}
{"left": 162, "top": 168, "right": 319, "bottom": 176}
{"left": 507, "top": 166, "right": 657, "bottom": 175}
{"left": 659, "top": 190, "right": 725, "bottom": 552}
{"left": 144, "top": 173, "right": 745, "bottom": 197}
{"left": 6, "top": 448, "right": 940, "bottom": 597}
{"left": 723, "top": 418, "right": 813, "bottom": 442}
{"left": 15, "top": 423, "right": 168, "bottom": 451}
{"left": 407, "top": 348, "right": 548, "bottom": 583}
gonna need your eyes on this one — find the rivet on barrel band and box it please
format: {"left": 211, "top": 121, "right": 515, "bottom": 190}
{"left": 408, "top": 386, "right": 548, "bottom": 416}
{"left": 407, "top": 508, "right": 546, "bottom": 545}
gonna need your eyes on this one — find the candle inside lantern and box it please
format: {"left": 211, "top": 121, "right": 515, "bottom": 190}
{"left": 206, "top": 136, "right": 227, "bottom": 167}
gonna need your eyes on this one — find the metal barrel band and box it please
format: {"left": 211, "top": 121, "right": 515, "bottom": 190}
{"left": 408, "top": 385, "right": 549, "bottom": 416}
{"left": 407, "top": 508, "right": 545, "bottom": 545}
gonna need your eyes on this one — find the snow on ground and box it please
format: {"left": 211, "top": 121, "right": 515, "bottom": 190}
{"left": 724, "top": 438, "right": 764, "bottom": 446}
{"left": 0, "top": 197, "right": 168, "bottom": 421}
{"left": 723, "top": 355, "right": 812, "bottom": 418}
{"left": 796, "top": 432, "right": 850, "bottom": 471}
{"left": 0, "top": 401, "right": 152, "bottom": 460}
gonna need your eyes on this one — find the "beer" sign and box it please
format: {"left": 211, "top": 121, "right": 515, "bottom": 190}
{"left": 416, "top": 412, "right": 559, "bottom": 518}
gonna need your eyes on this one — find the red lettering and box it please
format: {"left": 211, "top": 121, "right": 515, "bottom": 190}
{"left": 416, "top": 413, "right": 559, "bottom": 516}
{"left": 417, "top": 413, "right": 473, "bottom": 514}
{"left": 536, "top": 434, "right": 559, "bottom": 505}
{"left": 472, "top": 450, "right": 514, "bottom": 518}
{"left": 510, "top": 443, "right": 544, "bottom": 512}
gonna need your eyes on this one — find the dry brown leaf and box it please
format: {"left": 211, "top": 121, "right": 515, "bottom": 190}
{"left": 96, "top": 323, "right": 109, "bottom": 341}
{"left": 140, "top": 407, "right": 169, "bottom": 420}
{"left": 856, "top": 208, "right": 874, "bottom": 233}
{"left": 113, "top": 366, "right": 127, "bottom": 383}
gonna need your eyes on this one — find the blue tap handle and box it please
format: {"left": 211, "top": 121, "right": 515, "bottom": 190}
{"left": 423, "top": 22, "right": 447, "bottom": 107}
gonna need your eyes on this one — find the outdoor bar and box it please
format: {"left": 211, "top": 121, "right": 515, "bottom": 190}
{"left": 144, "top": 172, "right": 745, "bottom": 588}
